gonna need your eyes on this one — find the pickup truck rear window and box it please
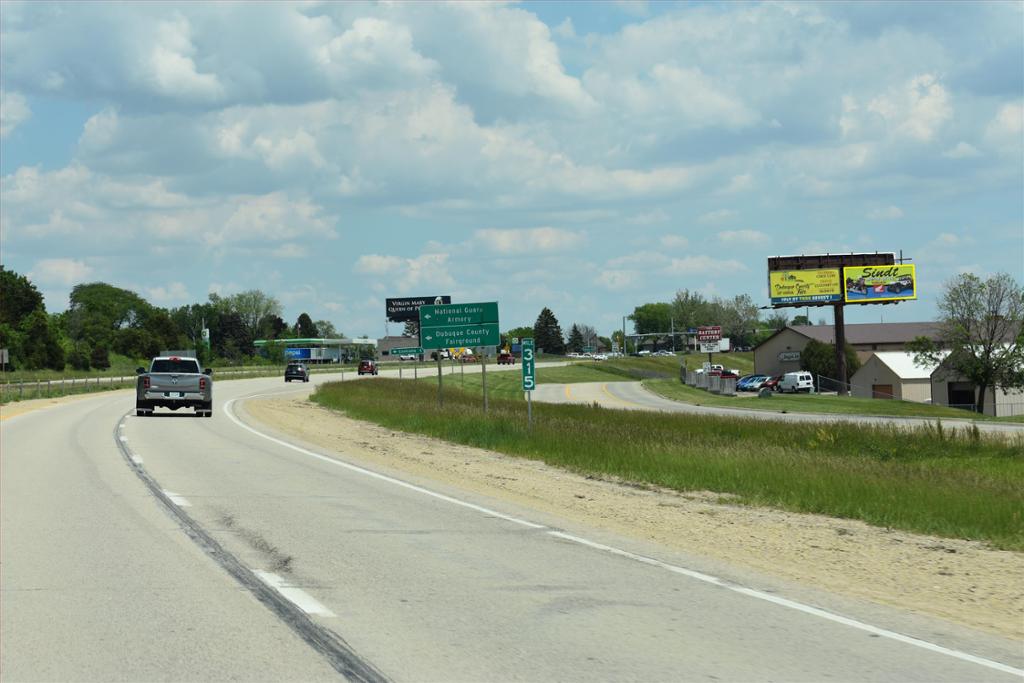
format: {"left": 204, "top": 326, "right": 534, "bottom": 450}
{"left": 151, "top": 360, "right": 201, "bottom": 373}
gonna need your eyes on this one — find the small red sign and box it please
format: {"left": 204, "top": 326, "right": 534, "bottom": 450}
{"left": 697, "top": 326, "right": 722, "bottom": 343}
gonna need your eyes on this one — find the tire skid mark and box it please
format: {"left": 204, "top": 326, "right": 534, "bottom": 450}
{"left": 113, "top": 412, "right": 389, "bottom": 683}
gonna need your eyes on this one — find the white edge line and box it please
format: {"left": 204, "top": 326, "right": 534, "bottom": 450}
{"left": 226, "top": 396, "right": 1023, "bottom": 677}
{"left": 224, "top": 397, "right": 545, "bottom": 530}
{"left": 546, "top": 532, "right": 1023, "bottom": 677}
{"left": 253, "top": 570, "right": 336, "bottom": 617}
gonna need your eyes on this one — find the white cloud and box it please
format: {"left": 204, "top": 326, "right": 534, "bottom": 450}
{"left": 0, "top": 90, "right": 31, "bottom": 138}
{"left": 663, "top": 255, "right": 746, "bottom": 275}
{"left": 865, "top": 74, "right": 951, "bottom": 142}
{"left": 942, "top": 142, "right": 981, "bottom": 159}
{"left": 697, "top": 209, "right": 737, "bottom": 225}
{"left": 79, "top": 108, "right": 119, "bottom": 150}
{"left": 717, "top": 230, "right": 769, "bottom": 245}
{"left": 659, "top": 235, "right": 688, "bottom": 249}
{"left": 354, "top": 251, "right": 455, "bottom": 291}
{"left": 867, "top": 206, "right": 904, "bottom": 220}
{"left": 984, "top": 101, "right": 1023, "bottom": 148}
{"left": 144, "top": 281, "right": 190, "bottom": 305}
{"left": 29, "top": 258, "right": 93, "bottom": 286}
{"left": 473, "top": 227, "right": 584, "bottom": 255}
{"left": 147, "top": 15, "right": 225, "bottom": 103}
{"left": 627, "top": 209, "right": 669, "bottom": 225}
{"left": 271, "top": 243, "right": 309, "bottom": 259}
{"left": 720, "top": 173, "right": 753, "bottom": 194}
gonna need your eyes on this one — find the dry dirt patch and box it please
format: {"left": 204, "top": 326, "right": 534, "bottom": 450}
{"left": 245, "top": 396, "right": 1023, "bottom": 640}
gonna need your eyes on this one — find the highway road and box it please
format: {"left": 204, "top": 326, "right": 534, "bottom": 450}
{"left": 533, "top": 380, "right": 1024, "bottom": 438}
{"left": 3, "top": 367, "right": 1022, "bottom": 681}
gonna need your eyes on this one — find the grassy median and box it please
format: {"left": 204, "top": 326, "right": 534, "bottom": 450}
{"left": 312, "top": 378, "right": 1024, "bottom": 551}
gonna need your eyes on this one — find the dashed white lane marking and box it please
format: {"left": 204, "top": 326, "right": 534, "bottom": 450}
{"left": 118, "top": 435, "right": 128, "bottom": 442}
{"left": 162, "top": 490, "right": 191, "bottom": 507}
{"left": 254, "top": 570, "right": 336, "bottom": 617}
{"left": 131, "top": 455, "right": 143, "bottom": 465}
{"left": 226, "top": 395, "right": 1023, "bottom": 677}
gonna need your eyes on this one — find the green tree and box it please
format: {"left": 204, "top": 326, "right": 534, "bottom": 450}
{"left": 294, "top": 313, "right": 318, "bottom": 337}
{"left": 90, "top": 345, "right": 111, "bottom": 370}
{"left": 791, "top": 314, "right": 813, "bottom": 326}
{"left": 533, "top": 308, "right": 565, "bottom": 355}
{"left": 0, "top": 266, "right": 45, "bottom": 327}
{"left": 65, "top": 282, "right": 152, "bottom": 350}
{"left": 629, "top": 303, "right": 672, "bottom": 335}
{"left": 720, "top": 294, "right": 760, "bottom": 346}
{"left": 566, "top": 324, "right": 584, "bottom": 353}
{"left": 801, "top": 339, "right": 860, "bottom": 387}
{"left": 505, "top": 326, "right": 534, "bottom": 342}
{"left": 227, "top": 290, "right": 282, "bottom": 342}
{"left": 316, "top": 320, "right": 339, "bottom": 338}
{"left": 19, "top": 310, "right": 65, "bottom": 370}
{"left": 909, "top": 272, "right": 1024, "bottom": 414}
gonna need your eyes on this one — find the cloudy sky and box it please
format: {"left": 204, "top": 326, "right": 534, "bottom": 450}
{"left": 1, "top": 1, "right": 1021, "bottom": 338}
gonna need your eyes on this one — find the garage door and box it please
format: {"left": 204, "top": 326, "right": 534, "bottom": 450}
{"left": 872, "top": 384, "right": 894, "bottom": 399}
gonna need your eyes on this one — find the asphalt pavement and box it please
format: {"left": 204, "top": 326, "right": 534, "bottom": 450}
{"left": 2, "top": 367, "right": 1022, "bottom": 681}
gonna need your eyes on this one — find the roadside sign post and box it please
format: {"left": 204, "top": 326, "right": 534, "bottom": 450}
{"left": 697, "top": 326, "right": 722, "bottom": 366}
{"left": 522, "top": 338, "right": 535, "bottom": 432}
{"left": 420, "top": 302, "right": 500, "bottom": 414}
{"left": 436, "top": 351, "right": 443, "bottom": 408}
{"left": 481, "top": 348, "right": 488, "bottom": 414}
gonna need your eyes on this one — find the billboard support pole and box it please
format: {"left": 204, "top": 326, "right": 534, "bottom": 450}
{"left": 834, "top": 303, "right": 848, "bottom": 396}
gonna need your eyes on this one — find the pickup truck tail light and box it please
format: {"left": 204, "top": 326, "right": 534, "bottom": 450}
{"left": 142, "top": 376, "right": 150, "bottom": 390}
{"left": 199, "top": 378, "right": 206, "bottom": 391}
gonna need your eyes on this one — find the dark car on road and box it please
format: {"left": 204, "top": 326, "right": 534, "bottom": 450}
{"left": 358, "top": 360, "right": 379, "bottom": 376}
{"left": 285, "top": 362, "right": 309, "bottom": 382}
{"left": 497, "top": 351, "right": 515, "bottom": 365}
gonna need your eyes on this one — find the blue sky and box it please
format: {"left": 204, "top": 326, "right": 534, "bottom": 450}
{"left": 1, "top": 0, "right": 1021, "bottom": 338}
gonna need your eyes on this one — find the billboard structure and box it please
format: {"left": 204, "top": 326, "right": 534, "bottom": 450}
{"left": 769, "top": 269, "right": 842, "bottom": 305}
{"left": 765, "top": 252, "right": 915, "bottom": 396}
{"left": 843, "top": 265, "right": 916, "bottom": 304}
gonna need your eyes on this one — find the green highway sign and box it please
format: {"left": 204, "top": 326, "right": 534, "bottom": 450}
{"left": 419, "top": 301, "right": 500, "bottom": 350}
{"left": 419, "top": 302, "right": 499, "bottom": 327}
{"left": 390, "top": 346, "right": 423, "bottom": 355}
{"left": 420, "top": 325, "right": 500, "bottom": 349}
{"left": 582, "top": 345, "right": 596, "bottom": 353}
{"left": 521, "top": 338, "right": 536, "bottom": 391}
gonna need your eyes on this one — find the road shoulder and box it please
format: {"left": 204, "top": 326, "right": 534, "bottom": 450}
{"left": 242, "top": 395, "right": 1023, "bottom": 641}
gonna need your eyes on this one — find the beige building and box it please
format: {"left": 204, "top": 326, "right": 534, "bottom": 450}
{"left": 929, "top": 355, "right": 1024, "bottom": 417}
{"left": 753, "top": 322, "right": 942, "bottom": 377}
{"left": 850, "top": 351, "right": 943, "bottom": 402}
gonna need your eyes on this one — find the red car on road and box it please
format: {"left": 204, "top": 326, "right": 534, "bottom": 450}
{"left": 358, "top": 360, "right": 378, "bottom": 376}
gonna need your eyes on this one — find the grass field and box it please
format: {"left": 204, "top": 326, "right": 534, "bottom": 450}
{"left": 313, "top": 378, "right": 1024, "bottom": 551}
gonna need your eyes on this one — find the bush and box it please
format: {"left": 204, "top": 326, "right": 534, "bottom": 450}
{"left": 68, "top": 348, "right": 91, "bottom": 371}
{"left": 90, "top": 345, "right": 111, "bottom": 370}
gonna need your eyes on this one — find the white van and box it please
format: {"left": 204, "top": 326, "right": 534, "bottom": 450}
{"left": 779, "top": 371, "right": 815, "bottom": 393}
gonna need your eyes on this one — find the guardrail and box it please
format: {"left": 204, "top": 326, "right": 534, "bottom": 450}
{"left": 0, "top": 364, "right": 360, "bottom": 404}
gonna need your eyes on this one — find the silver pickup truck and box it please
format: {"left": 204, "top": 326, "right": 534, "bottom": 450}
{"left": 136, "top": 356, "right": 213, "bottom": 417}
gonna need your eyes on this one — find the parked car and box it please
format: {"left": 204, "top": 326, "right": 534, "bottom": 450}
{"left": 745, "top": 375, "right": 770, "bottom": 391}
{"left": 736, "top": 374, "right": 759, "bottom": 391}
{"left": 399, "top": 354, "right": 417, "bottom": 361}
{"left": 284, "top": 362, "right": 310, "bottom": 382}
{"left": 779, "top": 371, "right": 814, "bottom": 393}
{"left": 358, "top": 360, "right": 378, "bottom": 376}
{"left": 497, "top": 351, "right": 515, "bottom": 365}
{"left": 761, "top": 375, "right": 783, "bottom": 392}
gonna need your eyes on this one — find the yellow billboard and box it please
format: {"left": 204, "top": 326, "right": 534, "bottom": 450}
{"left": 769, "top": 269, "right": 842, "bottom": 305}
{"left": 843, "top": 264, "right": 917, "bottom": 303}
